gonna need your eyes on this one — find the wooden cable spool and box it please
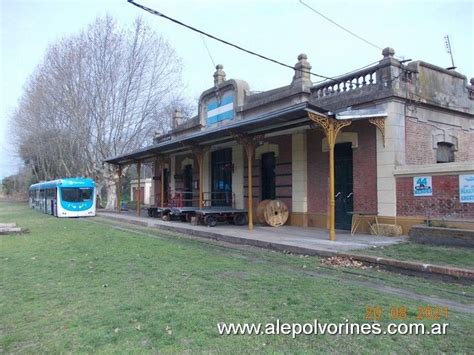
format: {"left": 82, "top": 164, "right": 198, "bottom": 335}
{"left": 256, "top": 199, "right": 289, "bottom": 227}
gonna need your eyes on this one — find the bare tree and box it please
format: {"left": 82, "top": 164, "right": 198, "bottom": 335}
{"left": 11, "top": 16, "right": 188, "bottom": 208}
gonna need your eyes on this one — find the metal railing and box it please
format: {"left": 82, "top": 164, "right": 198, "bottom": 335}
{"left": 154, "top": 190, "right": 236, "bottom": 208}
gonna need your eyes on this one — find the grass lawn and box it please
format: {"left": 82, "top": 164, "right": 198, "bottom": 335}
{"left": 1, "top": 202, "right": 473, "bottom": 353}
{"left": 353, "top": 242, "right": 474, "bottom": 269}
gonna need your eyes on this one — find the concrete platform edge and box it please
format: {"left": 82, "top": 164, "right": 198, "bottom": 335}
{"left": 99, "top": 214, "right": 474, "bottom": 282}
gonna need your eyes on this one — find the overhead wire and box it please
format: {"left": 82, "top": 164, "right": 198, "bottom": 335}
{"left": 200, "top": 35, "right": 216, "bottom": 69}
{"left": 127, "top": 0, "right": 337, "bottom": 81}
{"left": 299, "top": 0, "right": 405, "bottom": 61}
{"left": 299, "top": 0, "right": 383, "bottom": 51}
{"left": 126, "top": 0, "right": 434, "bottom": 94}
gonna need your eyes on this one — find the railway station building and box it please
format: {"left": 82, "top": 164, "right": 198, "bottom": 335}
{"left": 106, "top": 48, "right": 474, "bottom": 235}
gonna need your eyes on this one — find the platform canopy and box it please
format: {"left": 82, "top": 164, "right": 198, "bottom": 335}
{"left": 104, "top": 102, "right": 328, "bottom": 166}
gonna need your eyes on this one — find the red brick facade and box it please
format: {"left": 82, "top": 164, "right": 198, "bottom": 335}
{"left": 405, "top": 118, "right": 474, "bottom": 165}
{"left": 307, "top": 130, "right": 327, "bottom": 213}
{"left": 351, "top": 122, "right": 377, "bottom": 213}
{"left": 396, "top": 175, "right": 474, "bottom": 218}
{"left": 307, "top": 121, "right": 377, "bottom": 214}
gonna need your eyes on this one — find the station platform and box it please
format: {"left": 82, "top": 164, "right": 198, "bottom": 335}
{"left": 97, "top": 210, "right": 406, "bottom": 253}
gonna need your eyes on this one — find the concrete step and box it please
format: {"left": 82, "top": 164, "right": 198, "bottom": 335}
{"left": 0, "top": 223, "right": 17, "bottom": 228}
{"left": 0, "top": 227, "right": 23, "bottom": 234}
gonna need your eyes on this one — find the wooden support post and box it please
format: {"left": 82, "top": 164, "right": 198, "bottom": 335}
{"left": 160, "top": 161, "right": 165, "bottom": 209}
{"left": 155, "top": 155, "right": 167, "bottom": 209}
{"left": 136, "top": 161, "right": 141, "bottom": 217}
{"left": 192, "top": 146, "right": 208, "bottom": 208}
{"left": 308, "top": 112, "right": 351, "bottom": 241}
{"left": 234, "top": 134, "right": 263, "bottom": 231}
{"left": 117, "top": 165, "right": 122, "bottom": 212}
{"left": 197, "top": 154, "right": 204, "bottom": 208}
{"left": 246, "top": 145, "right": 254, "bottom": 230}
{"left": 328, "top": 132, "right": 336, "bottom": 240}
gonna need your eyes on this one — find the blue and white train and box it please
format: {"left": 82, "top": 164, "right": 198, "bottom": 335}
{"left": 29, "top": 178, "right": 96, "bottom": 217}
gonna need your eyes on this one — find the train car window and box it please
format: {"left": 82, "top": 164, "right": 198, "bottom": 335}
{"left": 46, "top": 188, "right": 56, "bottom": 199}
{"left": 61, "top": 188, "right": 93, "bottom": 202}
{"left": 80, "top": 188, "right": 93, "bottom": 201}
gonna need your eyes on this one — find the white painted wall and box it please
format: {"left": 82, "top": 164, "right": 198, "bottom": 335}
{"left": 130, "top": 178, "right": 154, "bottom": 205}
{"left": 292, "top": 132, "right": 308, "bottom": 213}
{"left": 376, "top": 101, "right": 406, "bottom": 216}
{"left": 232, "top": 145, "right": 244, "bottom": 209}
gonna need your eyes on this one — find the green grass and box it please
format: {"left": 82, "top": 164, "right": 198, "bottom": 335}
{"left": 353, "top": 242, "right": 474, "bottom": 269}
{"left": 1, "top": 202, "right": 473, "bottom": 353}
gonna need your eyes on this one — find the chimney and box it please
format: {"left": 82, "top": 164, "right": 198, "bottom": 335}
{"left": 172, "top": 108, "right": 184, "bottom": 129}
{"left": 213, "top": 64, "right": 226, "bottom": 85}
{"left": 291, "top": 53, "right": 312, "bottom": 89}
{"left": 153, "top": 131, "right": 161, "bottom": 144}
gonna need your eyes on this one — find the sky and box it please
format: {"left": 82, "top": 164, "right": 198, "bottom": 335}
{"left": 1, "top": 0, "right": 473, "bottom": 179}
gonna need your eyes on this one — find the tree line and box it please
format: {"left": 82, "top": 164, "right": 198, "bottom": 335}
{"left": 9, "top": 16, "right": 191, "bottom": 208}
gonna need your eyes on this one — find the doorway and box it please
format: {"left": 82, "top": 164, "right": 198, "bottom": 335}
{"left": 334, "top": 143, "right": 353, "bottom": 230}
{"left": 211, "top": 148, "right": 232, "bottom": 206}
{"left": 261, "top": 152, "right": 276, "bottom": 200}
{"left": 184, "top": 164, "right": 193, "bottom": 207}
{"left": 163, "top": 168, "right": 169, "bottom": 205}
{"left": 133, "top": 187, "right": 145, "bottom": 204}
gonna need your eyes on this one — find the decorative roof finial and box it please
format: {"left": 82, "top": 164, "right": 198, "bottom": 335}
{"left": 213, "top": 64, "right": 226, "bottom": 85}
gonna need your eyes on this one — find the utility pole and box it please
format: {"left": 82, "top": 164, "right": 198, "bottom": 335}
{"left": 444, "top": 35, "right": 456, "bottom": 70}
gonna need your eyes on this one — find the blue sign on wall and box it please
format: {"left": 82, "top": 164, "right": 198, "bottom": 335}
{"left": 459, "top": 174, "right": 474, "bottom": 203}
{"left": 207, "top": 95, "right": 234, "bottom": 125}
{"left": 413, "top": 176, "right": 432, "bottom": 196}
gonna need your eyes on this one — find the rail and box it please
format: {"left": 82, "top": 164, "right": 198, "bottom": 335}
{"left": 312, "top": 63, "right": 387, "bottom": 99}
{"left": 153, "top": 190, "right": 236, "bottom": 209}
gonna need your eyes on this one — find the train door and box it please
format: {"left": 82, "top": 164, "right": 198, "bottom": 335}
{"left": 51, "top": 188, "right": 57, "bottom": 216}
{"left": 41, "top": 189, "right": 46, "bottom": 213}
{"left": 46, "top": 189, "right": 52, "bottom": 215}
{"left": 211, "top": 148, "right": 232, "bottom": 206}
{"left": 335, "top": 143, "right": 354, "bottom": 230}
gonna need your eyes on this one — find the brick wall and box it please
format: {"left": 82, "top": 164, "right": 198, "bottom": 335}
{"left": 352, "top": 122, "right": 377, "bottom": 212}
{"left": 405, "top": 119, "right": 435, "bottom": 165}
{"left": 457, "top": 131, "right": 474, "bottom": 161}
{"left": 307, "top": 130, "right": 327, "bottom": 213}
{"left": 405, "top": 118, "right": 474, "bottom": 165}
{"left": 307, "top": 122, "right": 377, "bottom": 214}
{"left": 396, "top": 175, "right": 474, "bottom": 218}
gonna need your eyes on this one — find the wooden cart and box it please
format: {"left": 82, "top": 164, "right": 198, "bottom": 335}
{"left": 195, "top": 207, "right": 248, "bottom": 227}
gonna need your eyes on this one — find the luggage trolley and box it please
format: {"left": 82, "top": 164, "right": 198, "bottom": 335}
{"left": 195, "top": 207, "right": 248, "bottom": 227}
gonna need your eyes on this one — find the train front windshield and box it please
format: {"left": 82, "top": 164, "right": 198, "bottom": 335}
{"left": 61, "top": 188, "right": 94, "bottom": 202}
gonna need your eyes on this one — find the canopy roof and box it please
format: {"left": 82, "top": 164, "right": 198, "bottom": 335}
{"left": 105, "top": 102, "right": 327, "bottom": 165}
{"left": 105, "top": 102, "right": 387, "bottom": 166}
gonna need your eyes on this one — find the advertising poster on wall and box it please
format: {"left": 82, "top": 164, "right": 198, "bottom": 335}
{"left": 459, "top": 175, "right": 474, "bottom": 203}
{"left": 413, "top": 176, "right": 433, "bottom": 196}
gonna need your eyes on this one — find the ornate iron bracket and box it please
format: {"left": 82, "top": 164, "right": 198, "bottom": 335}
{"left": 368, "top": 117, "right": 386, "bottom": 147}
{"left": 307, "top": 112, "right": 352, "bottom": 147}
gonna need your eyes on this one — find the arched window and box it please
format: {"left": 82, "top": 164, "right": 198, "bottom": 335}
{"left": 436, "top": 142, "right": 455, "bottom": 163}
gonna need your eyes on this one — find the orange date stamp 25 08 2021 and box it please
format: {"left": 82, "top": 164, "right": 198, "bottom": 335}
{"left": 365, "top": 305, "right": 449, "bottom": 321}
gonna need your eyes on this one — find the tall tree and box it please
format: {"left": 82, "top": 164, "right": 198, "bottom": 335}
{"left": 12, "top": 16, "right": 187, "bottom": 208}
